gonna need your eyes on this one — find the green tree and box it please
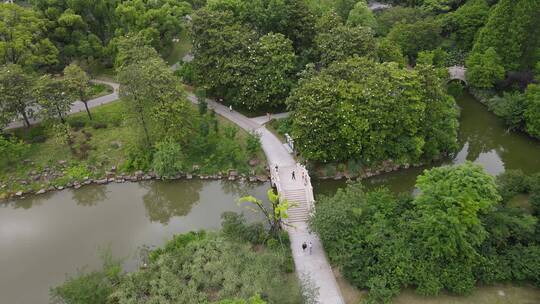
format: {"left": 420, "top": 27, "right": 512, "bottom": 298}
{"left": 119, "top": 52, "right": 193, "bottom": 146}
{"left": 334, "top": 0, "right": 357, "bottom": 20}
{"left": 346, "top": 1, "right": 376, "bottom": 28}
{"left": 236, "top": 33, "right": 296, "bottom": 110}
{"left": 63, "top": 63, "right": 92, "bottom": 120}
{"left": 387, "top": 18, "right": 442, "bottom": 62}
{"left": 115, "top": 0, "right": 192, "bottom": 52}
{"left": 470, "top": 0, "right": 540, "bottom": 71}
{"left": 488, "top": 92, "right": 527, "bottom": 131}
{"left": 443, "top": 0, "right": 490, "bottom": 50}
{"left": 466, "top": 47, "right": 505, "bottom": 89}
{"left": 0, "top": 64, "right": 36, "bottom": 128}
{"left": 410, "top": 163, "right": 501, "bottom": 295}
{"left": 524, "top": 84, "right": 540, "bottom": 138}
{"left": 34, "top": 75, "right": 73, "bottom": 123}
{"left": 0, "top": 3, "right": 59, "bottom": 69}
{"left": 239, "top": 189, "right": 290, "bottom": 235}
{"left": 287, "top": 57, "right": 458, "bottom": 163}
{"left": 375, "top": 6, "right": 428, "bottom": 36}
{"left": 377, "top": 38, "right": 406, "bottom": 66}
{"left": 315, "top": 25, "right": 377, "bottom": 67}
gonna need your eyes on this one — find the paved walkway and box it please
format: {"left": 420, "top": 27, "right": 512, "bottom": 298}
{"left": 188, "top": 95, "right": 344, "bottom": 304}
{"left": 6, "top": 80, "right": 119, "bottom": 130}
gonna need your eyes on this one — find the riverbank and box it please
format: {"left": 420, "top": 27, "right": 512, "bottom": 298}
{"left": 0, "top": 99, "right": 268, "bottom": 201}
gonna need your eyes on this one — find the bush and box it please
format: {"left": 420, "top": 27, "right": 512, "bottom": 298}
{"left": 447, "top": 81, "right": 464, "bottom": 98}
{"left": 176, "top": 61, "right": 194, "bottom": 84}
{"left": 496, "top": 170, "right": 531, "bottom": 202}
{"left": 246, "top": 132, "right": 261, "bottom": 157}
{"left": 122, "top": 145, "right": 153, "bottom": 172}
{"left": 488, "top": 92, "right": 527, "bottom": 130}
{"left": 152, "top": 138, "right": 185, "bottom": 177}
{"left": 0, "top": 135, "right": 28, "bottom": 167}
{"left": 221, "top": 212, "right": 268, "bottom": 245}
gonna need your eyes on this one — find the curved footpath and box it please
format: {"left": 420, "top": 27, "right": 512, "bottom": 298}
{"left": 7, "top": 80, "right": 345, "bottom": 303}
{"left": 5, "top": 79, "right": 119, "bottom": 130}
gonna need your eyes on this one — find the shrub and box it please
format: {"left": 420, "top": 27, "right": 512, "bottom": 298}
{"left": 496, "top": 170, "right": 530, "bottom": 202}
{"left": 488, "top": 92, "right": 527, "bottom": 130}
{"left": 323, "top": 163, "right": 336, "bottom": 177}
{"left": 447, "top": 81, "right": 464, "bottom": 98}
{"left": 246, "top": 132, "right": 261, "bottom": 157}
{"left": 122, "top": 145, "right": 153, "bottom": 172}
{"left": 0, "top": 135, "right": 28, "bottom": 167}
{"left": 152, "top": 138, "right": 185, "bottom": 177}
{"left": 347, "top": 159, "right": 362, "bottom": 177}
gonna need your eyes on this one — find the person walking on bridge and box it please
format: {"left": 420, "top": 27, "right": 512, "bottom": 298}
{"left": 292, "top": 170, "right": 296, "bottom": 180}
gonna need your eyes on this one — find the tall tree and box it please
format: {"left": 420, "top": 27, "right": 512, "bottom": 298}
{"left": 387, "top": 18, "right": 442, "bottom": 62}
{"left": 34, "top": 75, "right": 74, "bottom": 123}
{"left": 0, "top": 64, "right": 36, "bottom": 128}
{"left": 63, "top": 63, "right": 92, "bottom": 120}
{"left": 119, "top": 52, "right": 193, "bottom": 146}
{"left": 443, "top": 0, "right": 490, "bottom": 51}
{"left": 346, "top": 1, "right": 376, "bottom": 28}
{"left": 0, "top": 3, "right": 59, "bottom": 69}
{"left": 466, "top": 47, "right": 505, "bottom": 89}
{"left": 315, "top": 25, "right": 377, "bottom": 67}
{"left": 236, "top": 33, "right": 296, "bottom": 110}
{"left": 525, "top": 84, "right": 540, "bottom": 139}
{"left": 471, "top": 0, "right": 540, "bottom": 72}
{"left": 411, "top": 162, "right": 500, "bottom": 295}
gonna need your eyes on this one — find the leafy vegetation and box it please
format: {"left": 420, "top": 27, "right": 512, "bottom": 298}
{"left": 52, "top": 213, "right": 302, "bottom": 304}
{"left": 311, "top": 163, "right": 540, "bottom": 303}
{"left": 287, "top": 56, "right": 458, "bottom": 164}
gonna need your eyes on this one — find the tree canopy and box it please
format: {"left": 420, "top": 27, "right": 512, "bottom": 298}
{"left": 287, "top": 56, "right": 458, "bottom": 164}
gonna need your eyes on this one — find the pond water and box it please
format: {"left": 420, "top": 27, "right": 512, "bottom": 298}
{"left": 0, "top": 180, "right": 269, "bottom": 304}
{"left": 314, "top": 92, "right": 540, "bottom": 197}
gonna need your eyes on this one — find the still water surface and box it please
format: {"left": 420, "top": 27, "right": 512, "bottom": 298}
{"left": 314, "top": 92, "right": 540, "bottom": 196}
{"left": 0, "top": 180, "right": 269, "bottom": 304}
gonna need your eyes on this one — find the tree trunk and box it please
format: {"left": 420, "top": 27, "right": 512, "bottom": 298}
{"left": 139, "top": 112, "right": 151, "bottom": 146}
{"left": 83, "top": 101, "right": 92, "bottom": 120}
{"left": 21, "top": 111, "right": 31, "bottom": 128}
{"left": 57, "top": 105, "right": 65, "bottom": 124}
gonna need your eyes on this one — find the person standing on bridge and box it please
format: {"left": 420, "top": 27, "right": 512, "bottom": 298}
{"left": 292, "top": 170, "right": 296, "bottom": 180}
{"left": 309, "top": 241, "right": 313, "bottom": 255}
{"left": 302, "top": 242, "right": 307, "bottom": 252}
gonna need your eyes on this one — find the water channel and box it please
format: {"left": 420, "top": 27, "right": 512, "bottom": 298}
{"left": 1, "top": 92, "right": 540, "bottom": 303}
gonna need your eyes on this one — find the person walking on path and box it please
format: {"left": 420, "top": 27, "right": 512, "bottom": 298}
{"left": 302, "top": 242, "right": 307, "bottom": 252}
{"left": 292, "top": 171, "right": 296, "bottom": 180}
{"left": 309, "top": 241, "right": 313, "bottom": 255}
{"left": 229, "top": 105, "right": 233, "bottom": 112}
{"left": 275, "top": 164, "right": 278, "bottom": 172}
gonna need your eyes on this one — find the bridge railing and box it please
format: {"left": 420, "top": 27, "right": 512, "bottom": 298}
{"left": 297, "top": 163, "right": 315, "bottom": 212}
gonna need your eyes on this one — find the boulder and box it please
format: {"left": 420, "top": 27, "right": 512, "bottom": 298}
{"left": 257, "top": 175, "right": 269, "bottom": 182}
{"left": 186, "top": 174, "right": 193, "bottom": 180}
{"left": 248, "top": 158, "right": 260, "bottom": 167}
{"left": 249, "top": 176, "right": 257, "bottom": 182}
{"left": 15, "top": 191, "right": 23, "bottom": 196}
{"left": 96, "top": 179, "right": 108, "bottom": 185}
{"left": 111, "top": 166, "right": 117, "bottom": 172}
{"left": 74, "top": 183, "right": 81, "bottom": 189}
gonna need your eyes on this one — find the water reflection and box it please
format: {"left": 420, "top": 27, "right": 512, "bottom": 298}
{"left": 72, "top": 186, "right": 108, "bottom": 207}
{"left": 316, "top": 92, "right": 540, "bottom": 197}
{"left": 142, "top": 180, "right": 203, "bottom": 224}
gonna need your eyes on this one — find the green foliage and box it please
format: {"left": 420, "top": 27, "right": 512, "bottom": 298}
{"left": 0, "top": 135, "right": 28, "bottom": 168}
{"left": 239, "top": 189, "right": 290, "bottom": 235}
{"left": 346, "top": 1, "right": 376, "bottom": 28}
{"left": 375, "top": 6, "right": 428, "bottom": 36}
{"left": 221, "top": 212, "right": 267, "bottom": 245}
{"left": 218, "top": 295, "right": 267, "bottom": 304}
{"left": 195, "top": 88, "right": 208, "bottom": 115}
{"left": 496, "top": 170, "right": 531, "bottom": 202}
{"left": 470, "top": 0, "right": 540, "bottom": 72}
{"left": 50, "top": 249, "right": 122, "bottom": 304}
{"left": 119, "top": 50, "right": 193, "bottom": 145}
{"left": 315, "top": 25, "right": 377, "bottom": 67}
{"left": 466, "top": 47, "right": 505, "bottom": 89}
{"left": 311, "top": 163, "right": 536, "bottom": 303}
{"left": 34, "top": 75, "right": 74, "bottom": 123}
{"left": 287, "top": 57, "right": 458, "bottom": 164}
{"left": 110, "top": 232, "right": 302, "bottom": 304}
{"left": 246, "top": 132, "right": 261, "bottom": 157}
{"left": 152, "top": 138, "right": 185, "bottom": 178}
{"left": 447, "top": 81, "right": 464, "bottom": 98}
{"left": 487, "top": 92, "right": 527, "bottom": 131}
{"left": 0, "top": 64, "right": 36, "bottom": 128}
{"left": 377, "top": 38, "right": 406, "bottom": 66}
{"left": 115, "top": 0, "right": 192, "bottom": 52}
{"left": 387, "top": 18, "right": 442, "bottom": 62}
{"left": 0, "top": 3, "right": 59, "bottom": 70}
{"left": 524, "top": 84, "right": 540, "bottom": 138}
{"left": 443, "top": 0, "right": 490, "bottom": 50}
